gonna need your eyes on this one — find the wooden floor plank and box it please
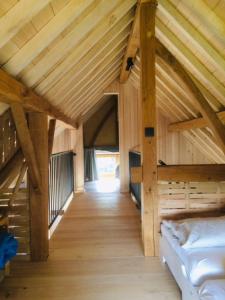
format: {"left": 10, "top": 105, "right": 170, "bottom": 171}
{"left": 0, "top": 181, "right": 180, "bottom": 299}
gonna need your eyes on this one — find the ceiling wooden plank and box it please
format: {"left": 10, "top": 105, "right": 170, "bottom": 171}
{"left": 11, "top": 103, "right": 41, "bottom": 192}
{"left": 64, "top": 55, "right": 124, "bottom": 112}
{"left": 0, "top": 0, "right": 50, "bottom": 48}
{"left": 175, "top": 0, "right": 225, "bottom": 54}
{"left": 68, "top": 62, "right": 121, "bottom": 118}
{"left": 4, "top": 0, "right": 95, "bottom": 76}
{"left": 61, "top": 39, "right": 127, "bottom": 108}
{"left": 45, "top": 13, "right": 133, "bottom": 100}
{"left": 37, "top": 2, "right": 136, "bottom": 95}
{"left": 169, "top": 110, "right": 225, "bottom": 132}
{"left": 75, "top": 70, "right": 120, "bottom": 120}
{"left": 0, "top": 69, "right": 77, "bottom": 128}
{"left": 156, "top": 18, "right": 225, "bottom": 106}
{"left": 21, "top": 0, "right": 131, "bottom": 87}
{"left": 156, "top": 39, "right": 225, "bottom": 154}
{"left": 119, "top": 2, "right": 140, "bottom": 83}
{"left": 158, "top": 0, "right": 225, "bottom": 79}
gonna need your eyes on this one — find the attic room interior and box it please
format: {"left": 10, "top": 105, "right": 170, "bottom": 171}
{"left": 0, "top": 0, "right": 225, "bottom": 299}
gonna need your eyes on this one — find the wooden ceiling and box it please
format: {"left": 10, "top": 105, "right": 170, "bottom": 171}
{"left": 0, "top": 0, "right": 224, "bottom": 162}
{"left": 0, "top": 0, "right": 136, "bottom": 121}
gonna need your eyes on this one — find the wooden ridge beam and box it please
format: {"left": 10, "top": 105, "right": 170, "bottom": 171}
{"left": 169, "top": 110, "right": 225, "bottom": 132}
{"left": 156, "top": 40, "right": 225, "bottom": 154}
{"left": 119, "top": 2, "right": 140, "bottom": 83}
{"left": 158, "top": 164, "right": 225, "bottom": 182}
{"left": 11, "top": 104, "right": 41, "bottom": 193}
{"left": 0, "top": 69, "right": 77, "bottom": 128}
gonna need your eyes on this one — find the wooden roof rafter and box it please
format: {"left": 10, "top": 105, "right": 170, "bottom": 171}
{"left": 156, "top": 40, "right": 225, "bottom": 155}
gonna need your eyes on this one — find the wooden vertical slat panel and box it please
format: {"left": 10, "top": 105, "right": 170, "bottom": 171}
{"left": 140, "top": 0, "right": 157, "bottom": 256}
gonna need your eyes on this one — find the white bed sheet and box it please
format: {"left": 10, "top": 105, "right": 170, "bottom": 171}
{"left": 199, "top": 280, "right": 225, "bottom": 300}
{"left": 161, "top": 224, "right": 225, "bottom": 287}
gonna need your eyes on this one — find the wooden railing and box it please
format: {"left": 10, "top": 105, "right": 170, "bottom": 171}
{"left": 0, "top": 159, "right": 30, "bottom": 259}
{"left": 0, "top": 109, "right": 19, "bottom": 171}
{"left": 129, "top": 151, "right": 141, "bottom": 208}
{"left": 49, "top": 151, "right": 74, "bottom": 227}
{"left": 130, "top": 162, "right": 225, "bottom": 219}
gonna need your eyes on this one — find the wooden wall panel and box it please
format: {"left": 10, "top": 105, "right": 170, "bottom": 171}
{"left": 52, "top": 124, "right": 84, "bottom": 193}
{"left": 52, "top": 128, "right": 73, "bottom": 154}
{"left": 119, "top": 80, "right": 140, "bottom": 192}
{"left": 119, "top": 80, "right": 212, "bottom": 191}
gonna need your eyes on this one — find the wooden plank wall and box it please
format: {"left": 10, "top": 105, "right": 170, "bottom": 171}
{"left": 118, "top": 79, "right": 212, "bottom": 192}
{"left": 52, "top": 128, "right": 73, "bottom": 154}
{"left": 157, "top": 113, "right": 212, "bottom": 165}
{"left": 52, "top": 125, "right": 84, "bottom": 193}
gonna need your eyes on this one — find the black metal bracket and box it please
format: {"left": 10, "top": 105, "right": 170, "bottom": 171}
{"left": 126, "top": 57, "right": 134, "bottom": 71}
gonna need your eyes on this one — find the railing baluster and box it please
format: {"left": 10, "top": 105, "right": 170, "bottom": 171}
{"left": 129, "top": 151, "right": 141, "bottom": 208}
{"left": 48, "top": 151, "right": 74, "bottom": 227}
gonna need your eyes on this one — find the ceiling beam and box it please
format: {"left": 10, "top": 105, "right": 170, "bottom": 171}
{"left": 158, "top": 164, "right": 225, "bottom": 182}
{"left": 0, "top": 69, "right": 77, "bottom": 128}
{"left": 119, "top": 2, "right": 140, "bottom": 83}
{"left": 169, "top": 110, "right": 225, "bottom": 132}
{"left": 156, "top": 39, "right": 225, "bottom": 155}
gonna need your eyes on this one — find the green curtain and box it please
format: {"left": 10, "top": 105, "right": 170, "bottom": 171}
{"left": 84, "top": 148, "right": 98, "bottom": 181}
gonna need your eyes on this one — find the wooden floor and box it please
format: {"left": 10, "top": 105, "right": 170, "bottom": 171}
{"left": 0, "top": 181, "right": 180, "bottom": 299}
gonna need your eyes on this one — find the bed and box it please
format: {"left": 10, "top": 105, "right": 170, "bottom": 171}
{"left": 160, "top": 216, "right": 225, "bottom": 300}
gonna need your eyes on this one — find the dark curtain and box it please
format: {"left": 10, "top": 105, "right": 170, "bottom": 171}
{"left": 84, "top": 148, "right": 98, "bottom": 181}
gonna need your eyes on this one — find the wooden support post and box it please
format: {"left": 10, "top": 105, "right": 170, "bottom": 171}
{"left": 140, "top": 0, "right": 158, "bottom": 256}
{"left": 48, "top": 119, "right": 56, "bottom": 159}
{"left": 28, "top": 112, "right": 49, "bottom": 261}
{"left": 73, "top": 125, "right": 84, "bottom": 193}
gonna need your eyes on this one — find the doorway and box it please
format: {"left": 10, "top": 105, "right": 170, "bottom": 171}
{"left": 83, "top": 95, "right": 120, "bottom": 192}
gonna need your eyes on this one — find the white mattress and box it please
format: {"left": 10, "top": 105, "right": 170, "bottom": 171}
{"left": 199, "top": 280, "right": 225, "bottom": 300}
{"left": 161, "top": 224, "right": 225, "bottom": 286}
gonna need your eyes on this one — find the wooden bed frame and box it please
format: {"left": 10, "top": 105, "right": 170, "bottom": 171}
{"left": 160, "top": 234, "right": 199, "bottom": 300}
{"left": 160, "top": 209, "right": 225, "bottom": 300}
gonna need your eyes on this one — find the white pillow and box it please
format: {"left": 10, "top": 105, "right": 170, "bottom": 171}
{"left": 182, "top": 218, "right": 225, "bottom": 249}
{"left": 163, "top": 216, "right": 225, "bottom": 248}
